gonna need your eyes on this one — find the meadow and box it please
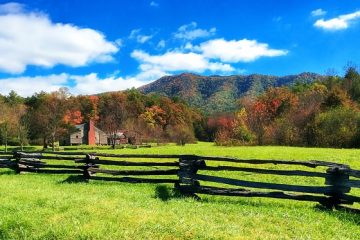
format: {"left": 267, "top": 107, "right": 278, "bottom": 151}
{"left": 1, "top": 142, "right": 360, "bottom": 239}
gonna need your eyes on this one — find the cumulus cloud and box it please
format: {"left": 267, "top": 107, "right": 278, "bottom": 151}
{"left": 70, "top": 73, "right": 144, "bottom": 95}
{"left": 0, "top": 2, "right": 24, "bottom": 14}
{"left": 311, "top": 9, "right": 327, "bottom": 17}
{"left": 314, "top": 10, "right": 360, "bottom": 30}
{"left": 0, "top": 72, "right": 148, "bottom": 96}
{"left": 129, "top": 29, "right": 154, "bottom": 43}
{"left": 199, "top": 38, "right": 288, "bottom": 62}
{"left": 174, "top": 22, "right": 216, "bottom": 40}
{"left": 131, "top": 50, "right": 234, "bottom": 73}
{"left": 0, "top": 73, "right": 69, "bottom": 96}
{"left": 0, "top": 3, "right": 118, "bottom": 74}
{"left": 131, "top": 37, "right": 287, "bottom": 74}
{"left": 132, "top": 68, "right": 167, "bottom": 82}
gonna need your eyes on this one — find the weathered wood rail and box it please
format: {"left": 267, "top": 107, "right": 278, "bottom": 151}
{"left": 1, "top": 151, "right": 360, "bottom": 209}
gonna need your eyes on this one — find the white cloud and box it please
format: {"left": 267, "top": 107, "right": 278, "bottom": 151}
{"left": 115, "top": 38, "right": 124, "bottom": 47}
{"left": 134, "top": 68, "right": 167, "bottom": 82}
{"left": 0, "top": 3, "right": 118, "bottom": 74}
{"left": 129, "top": 29, "right": 154, "bottom": 43}
{"left": 311, "top": 9, "right": 327, "bottom": 17}
{"left": 150, "top": 1, "right": 159, "bottom": 7}
{"left": 0, "top": 2, "right": 24, "bottom": 14}
{"left": 71, "top": 73, "right": 144, "bottom": 95}
{"left": 184, "top": 42, "right": 193, "bottom": 50}
{"left": 157, "top": 40, "right": 166, "bottom": 49}
{"left": 314, "top": 10, "right": 360, "bottom": 30}
{"left": 199, "top": 38, "right": 288, "bottom": 62}
{"left": 131, "top": 50, "right": 234, "bottom": 73}
{"left": 174, "top": 22, "right": 216, "bottom": 40}
{"left": 0, "top": 72, "right": 148, "bottom": 96}
{"left": 0, "top": 73, "right": 69, "bottom": 96}
{"left": 0, "top": 37, "right": 289, "bottom": 96}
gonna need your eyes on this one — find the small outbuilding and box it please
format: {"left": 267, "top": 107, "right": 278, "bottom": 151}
{"left": 108, "top": 130, "right": 142, "bottom": 145}
{"left": 68, "top": 120, "right": 108, "bottom": 145}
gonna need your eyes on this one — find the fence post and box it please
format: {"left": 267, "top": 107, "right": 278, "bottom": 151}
{"left": 83, "top": 154, "right": 98, "bottom": 179}
{"left": 175, "top": 155, "right": 206, "bottom": 199}
{"left": 13, "top": 151, "right": 22, "bottom": 174}
{"left": 323, "top": 166, "right": 351, "bottom": 208}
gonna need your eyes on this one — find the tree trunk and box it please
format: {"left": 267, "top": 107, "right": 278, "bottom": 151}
{"left": 52, "top": 134, "right": 55, "bottom": 152}
{"left": 43, "top": 136, "right": 47, "bottom": 150}
{"left": 18, "top": 128, "right": 24, "bottom": 151}
{"left": 112, "top": 136, "right": 115, "bottom": 149}
{"left": 4, "top": 130, "right": 7, "bottom": 153}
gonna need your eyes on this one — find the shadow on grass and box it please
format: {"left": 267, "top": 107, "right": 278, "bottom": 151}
{"left": 314, "top": 204, "right": 360, "bottom": 225}
{"left": 0, "top": 170, "right": 16, "bottom": 175}
{"left": 154, "top": 185, "right": 184, "bottom": 201}
{"left": 58, "top": 175, "right": 88, "bottom": 184}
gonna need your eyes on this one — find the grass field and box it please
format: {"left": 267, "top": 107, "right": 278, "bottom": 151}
{"left": 1, "top": 142, "right": 360, "bottom": 239}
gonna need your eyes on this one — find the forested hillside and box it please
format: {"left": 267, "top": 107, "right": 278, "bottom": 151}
{"left": 139, "top": 72, "right": 322, "bottom": 114}
{"left": 208, "top": 67, "right": 360, "bottom": 148}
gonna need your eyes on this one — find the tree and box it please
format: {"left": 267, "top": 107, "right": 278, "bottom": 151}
{"left": 4, "top": 90, "right": 24, "bottom": 105}
{"left": 98, "top": 92, "right": 127, "bottom": 148}
{"left": 343, "top": 66, "right": 360, "bottom": 102}
{"left": 0, "top": 101, "right": 12, "bottom": 152}
{"left": 27, "top": 89, "right": 70, "bottom": 151}
{"left": 322, "top": 86, "right": 352, "bottom": 109}
{"left": 314, "top": 107, "right": 360, "bottom": 148}
{"left": 141, "top": 105, "right": 167, "bottom": 129}
{"left": 240, "top": 88, "right": 298, "bottom": 145}
{"left": 289, "top": 83, "right": 327, "bottom": 146}
{"left": 232, "top": 108, "right": 254, "bottom": 145}
{"left": 63, "top": 110, "right": 83, "bottom": 125}
{"left": 13, "top": 104, "right": 28, "bottom": 151}
{"left": 76, "top": 95, "right": 100, "bottom": 122}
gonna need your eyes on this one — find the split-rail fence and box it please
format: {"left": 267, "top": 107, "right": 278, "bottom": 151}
{"left": 1, "top": 151, "right": 360, "bottom": 208}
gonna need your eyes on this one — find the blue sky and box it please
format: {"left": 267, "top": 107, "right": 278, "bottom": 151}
{"left": 0, "top": 0, "right": 360, "bottom": 96}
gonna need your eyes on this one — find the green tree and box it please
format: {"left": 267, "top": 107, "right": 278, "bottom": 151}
{"left": 314, "top": 107, "right": 360, "bottom": 148}
{"left": 27, "top": 89, "right": 70, "bottom": 151}
{"left": 343, "top": 66, "right": 360, "bottom": 102}
{"left": 98, "top": 92, "right": 128, "bottom": 148}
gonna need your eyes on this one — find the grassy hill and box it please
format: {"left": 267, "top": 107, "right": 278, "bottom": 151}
{"left": 1, "top": 143, "right": 360, "bottom": 239}
{"left": 139, "top": 72, "right": 322, "bottom": 114}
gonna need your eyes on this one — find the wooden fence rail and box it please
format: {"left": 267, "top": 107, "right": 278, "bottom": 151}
{"left": 1, "top": 151, "right": 360, "bottom": 209}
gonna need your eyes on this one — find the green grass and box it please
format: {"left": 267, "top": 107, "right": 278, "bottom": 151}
{"left": 1, "top": 142, "right": 360, "bottom": 239}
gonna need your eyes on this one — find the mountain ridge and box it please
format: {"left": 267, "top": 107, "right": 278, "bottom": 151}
{"left": 138, "top": 72, "right": 323, "bottom": 114}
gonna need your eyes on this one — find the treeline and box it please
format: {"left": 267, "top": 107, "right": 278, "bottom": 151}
{"left": 210, "top": 67, "right": 360, "bottom": 148}
{"left": 0, "top": 89, "right": 201, "bottom": 151}
{"left": 2, "top": 67, "right": 360, "bottom": 149}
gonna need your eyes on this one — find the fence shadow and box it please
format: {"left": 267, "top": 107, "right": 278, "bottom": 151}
{"left": 314, "top": 204, "right": 360, "bottom": 225}
{"left": 59, "top": 175, "right": 88, "bottom": 184}
{"left": 0, "top": 170, "right": 15, "bottom": 175}
{"left": 154, "top": 185, "right": 185, "bottom": 201}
